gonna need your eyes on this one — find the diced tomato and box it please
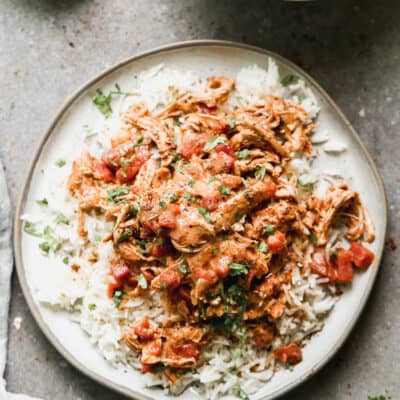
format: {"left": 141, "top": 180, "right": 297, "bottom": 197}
{"left": 127, "top": 275, "right": 138, "bottom": 287}
{"left": 267, "top": 231, "right": 286, "bottom": 254}
{"left": 215, "top": 143, "right": 235, "bottom": 158}
{"left": 116, "top": 164, "right": 141, "bottom": 183}
{"left": 95, "top": 160, "right": 114, "bottom": 182}
{"left": 201, "top": 192, "right": 221, "bottom": 211}
{"left": 102, "top": 148, "right": 122, "bottom": 170}
{"left": 152, "top": 239, "right": 173, "bottom": 257}
{"left": 158, "top": 211, "right": 177, "bottom": 229}
{"left": 193, "top": 267, "right": 218, "bottom": 284}
{"left": 111, "top": 259, "right": 130, "bottom": 283}
{"left": 265, "top": 181, "right": 277, "bottom": 199}
{"left": 215, "top": 144, "right": 235, "bottom": 169}
{"left": 147, "top": 339, "right": 163, "bottom": 356}
{"left": 198, "top": 104, "right": 217, "bottom": 114}
{"left": 336, "top": 249, "right": 354, "bottom": 283}
{"left": 156, "top": 268, "right": 181, "bottom": 289}
{"left": 214, "top": 262, "right": 230, "bottom": 278}
{"left": 274, "top": 343, "right": 302, "bottom": 365}
{"left": 170, "top": 204, "right": 181, "bottom": 215}
{"left": 349, "top": 242, "right": 374, "bottom": 270}
{"left": 311, "top": 252, "right": 336, "bottom": 281}
{"left": 181, "top": 136, "right": 207, "bottom": 159}
{"left": 116, "top": 146, "right": 151, "bottom": 184}
{"left": 141, "top": 362, "right": 155, "bottom": 374}
{"left": 107, "top": 280, "right": 120, "bottom": 298}
{"left": 134, "top": 318, "right": 154, "bottom": 341}
{"left": 173, "top": 343, "right": 199, "bottom": 359}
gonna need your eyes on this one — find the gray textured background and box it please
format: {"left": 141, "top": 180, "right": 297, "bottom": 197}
{"left": 1, "top": 0, "right": 399, "bottom": 399}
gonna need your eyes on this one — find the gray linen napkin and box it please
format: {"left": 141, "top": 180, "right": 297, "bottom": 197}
{"left": 0, "top": 160, "right": 42, "bottom": 399}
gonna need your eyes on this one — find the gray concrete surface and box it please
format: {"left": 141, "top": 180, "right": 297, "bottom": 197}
{"left": 1, "top": 0, "right": 399, "bottom": 399}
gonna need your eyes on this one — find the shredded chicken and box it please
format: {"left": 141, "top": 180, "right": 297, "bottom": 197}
{"left": 67, "top": 75, "right": 375, "bottom": 379}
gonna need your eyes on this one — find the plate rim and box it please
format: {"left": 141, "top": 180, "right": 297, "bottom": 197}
{"left": 13, "top": 39, "right": 388, "bottom": 400}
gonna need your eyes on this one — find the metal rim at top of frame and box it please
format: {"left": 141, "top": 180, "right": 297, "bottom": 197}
{"left": 13, "top": 39, "right": 387, "bottom": 400}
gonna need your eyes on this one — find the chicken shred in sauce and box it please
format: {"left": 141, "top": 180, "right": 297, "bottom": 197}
{"left": 67, "top": 75, "right": 375, "bottom": 379}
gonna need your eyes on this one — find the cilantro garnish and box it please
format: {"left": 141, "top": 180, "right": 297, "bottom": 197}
{"left": 36, "top": 198, "right": 48, "bottom": 207}
{"left": 219, "top": 185, "right": 231, "bottom": 195}
{"left": 264, "top": 224, "right": 275, "bottom": 236}
{"left": 198, "top": 208, "right": 212, "bottom": 224}
{"left": 258, "top": 241, "right": 268, "bottom": 253}
{"left": 92, "top": 84, "right": 128, "bottom": 118}
{"left": 229, "top": 262, "right": 249, "bottom": 276}
{"left": 235, "top": 149, "right": 250, "bottom": 159}
{"left": 254, "top": 165, "right": 267, "bottom": 180}
{"left": 232, "top": 384, "right": 249, "bottom": 400}
{"left": 55, "top": 213, "right": 69, "bottom": 225}
{"left": 106, "top": 186, "right": 129, "bottom": 202}
{"left": 177, "top": 261, "right": 189, "bottom": 274}
{"left": 281, "top": 74, "right": 299, "bottom": 86}
{"left": 56, "top": 159, "right": 66, "bottom": 168}
{"left": 137, "top": 273, "right": 148, "bottom": 289}
{"left": 203, "top": 135, "right": 227, "bottom": 152}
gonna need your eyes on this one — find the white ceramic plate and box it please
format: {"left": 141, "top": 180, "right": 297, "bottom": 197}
{"left": 15, "top": 40, "right": 387, "bottom": 400}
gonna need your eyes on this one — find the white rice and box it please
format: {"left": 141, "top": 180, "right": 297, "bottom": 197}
{"left": 23, "top": 60, "right": 343, "bottom": 399}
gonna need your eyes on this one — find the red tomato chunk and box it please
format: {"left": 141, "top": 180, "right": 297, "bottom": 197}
{"left": 111, "top": 260, "right": 130, "bottom": 283}
{"left": 267, "top": 231, "right": 286, "bottom": 254}
{"left": 349, "top": 242, "right": 374, "bottom": 270}
{"left": 274, "top": 343, "right": 302, "bottom": 365}
{"left": 336, "top": 249, "right": 354, "bottom": 283}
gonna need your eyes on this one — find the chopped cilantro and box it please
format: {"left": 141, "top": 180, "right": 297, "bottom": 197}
{"left": 198, "top": 208, "right": 211, "bottom": 224}
{"left": 112, "top": 289, "right": 125, "bottom": 307}
{"left": 159, "top": 200, "right": 166, "bottom": 209}
{"left": 232, "top": 384, "right": 249, "bottom": 400}
{"left": 177, "top": 262, "right": 189, "bottom": 274}
{"left": 284, "top": 364, "right": 294, "bottom": 371}
{"left": 264, "top": 224, "right": 275, "bottom": 236}
{"left": 164, "top": 192, "right": 178, "bottom": 202}
{"left": 281, "top": 74, "right": 299, "bottom": 86}
{"left": 203, "top": 135, "right": 227, "bottom": 152}
{"left": 229, "top": 116, "right": 236, "bottom": 130}
{"left": 39, "top": 242, "right": 51, "bottom": 254}
{"left": 212, "top": 246, "right": 218, "bottom": 256}
{"left": 332, "top": 250, "right": 338, "bottom": 259}
{"left": 230, "top": 348, "right": 243, "bottom": 360}
{"left": 92, "top": 84, "right": 128, "bottom": 118}
{"left": 39, "top": 226, "right": 61, "bottom": 253}
{"left": 36, "top": 198, "right": 48, "bottom": 207}
{"left": 62, "top": 256, "right": 69, "bottom": 264}
{"left": 258, "top": 241, "right": 268, "bottom": 253}
{"left": 106, "top": 186, "right": 129, "bottom": 202}
{"left": 229, "top": 262, "right": 249, "bottom": 276}
{"left": 310, "top": 234, "right": 318, "bottom": 245}
{"left": 254, "top": 165, "right": 267, "bottom": 180}
{"left": 137, "top": 273, "right": 148, "bottom": 289}
{"left": 94, "top": 234, "right": 102, "bottom": 242}
{"left": 219, "top": 185, "right": 231, "bottom": 195}
{"left": 173, "top": 117, "right": 182, "bottom": 127}
{"left": 235, "top": 149, "right": 250, "bottom": 159}
{"left": 184, "top": 193, "right": 196, "bottom": 203}
{"left": 136, "top": 239, "right": 148, "bottom": 254}
{"left": 188, "top": 178, "right": 196, "bottom": 187}
{"left": 55, "top": 213, "right": 69, "bottom": 225}
{"left": 128, "top": 201, "right": 140, "bottom": 218}
{"left": 88, "top": 303, "right": 96, "bottom": 311}
{"left": 117, "top": 228, "right": 133, "bottom": 243}
{"left": 297, "top": 178, "right": 314, "bottom": 191}
{"left": 209, "top": 176, "right": 220, "bottom": 183}
{"left": 23, "top": 221, "right": 42, "bottom": 237}
{"left": 56, "top": 159, "right": 66, "bottom": 168}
